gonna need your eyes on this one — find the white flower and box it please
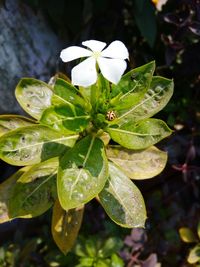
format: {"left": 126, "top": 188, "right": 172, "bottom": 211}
{"left": 60, "top": 40, "right": 129, "bottom": 87}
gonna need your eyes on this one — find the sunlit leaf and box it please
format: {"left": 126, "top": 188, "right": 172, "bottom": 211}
{"left": 99, "top": 132, "right": 111, "bottom": 146}
{"left": 58, "top": 135, "right": 108, "bottom": 210}
{"left": 8, "top": 158, "right": 58, "bottom": 218}
{"left": 0, "top": 115, "right": 35, "bottom": 137}
{"left": 107, "top": 146, "right": 167, "bottom": 179}
{"left": 115, "top": 77, "right": 174, "bottom": 125}
{"left": 52, "top": 199, "right": 84, "bottom": 255}
{"left": 179, "top": 227, "right": 198, "bottom": 243}
{"left": 99, "top": 163, "right": 147, "bottom": 228}
{"left": 52, "top": 78, "right": 88, "bottom": 109}
{"left": 110, "top": 61, "right": 155, "bottom": 109}
{"left": 40, "top": 103, "right": 90, "bottom": 134}
{"left": 187, "top": 244, "right": 200, "bottom": 264}
{"left": 0, "top": 167, "right": 30, "bottom": 223}
{"left": 15, "top": 78, "right": 53, "bottom": 119}
{"left": 0, "top": 125, "right": 78, "bottom": 166}
{"left": 107, "top": 119, "right": 172, "bottom": 150}
{"left": 110, "top": 253, "right": 124, "bottom": 267}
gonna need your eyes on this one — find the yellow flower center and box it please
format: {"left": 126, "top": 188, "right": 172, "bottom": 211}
{"left": 93, "top": 51, "right": 101, "bottom": 59}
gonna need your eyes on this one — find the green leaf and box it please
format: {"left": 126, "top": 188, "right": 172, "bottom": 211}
{"left": 40, "top": 104, "right": 90, "bottom": 134}
{"left": 133, "top": 0, "right": 157, "bottom": 47}
{"left": 111, "top": 254, "right": 124, "bottom": 267}
{"left": 15, "top": 78, "right": 53, "bottom": 119}
{"left": 0, "top": 115, "right": 35, "bottom": 137}
{"left": 8, "top": 158, "right": 58, "bottom": 218}
{"left": 187, "top": 244, "right": 200, "bottom": 264}
{"left": 0, "top": 166, "right": 30, "bottom": 223}
{"left": 106, "top": 145, "right": 167, "bottom": 179}
{"left": 99, "top": 163, "right": 147, "bottom": 228}
{"left": 77, "top": 258, "right": 94, "bottom": 267}
{"left": 96, "top": 259, "right": 111, "bottom": 267}
{"left": 52, "top": 78, "right": 88, "bottom": 110}
{"left": 0, "top": 125, "right": 78, "bottom": 166}
{"left": 98, "top": 238, "right": 123, "bottom": 258}
{"left": 110, "top": 61, "right": 155, "bottom": 107}
{"left": 107, "top": 119, "right": 172, "bottom": 150}
{"left": 58, "top": 135, "right": 108, "bottom": 210}
{"left": 179, "top": 227, "right": 198, "bottom": 243}
{"left": 115, "top": 77, "right": 174, "bottom": 125}
{"left": 51, "top": 199, "right": 84, "bottom": 255}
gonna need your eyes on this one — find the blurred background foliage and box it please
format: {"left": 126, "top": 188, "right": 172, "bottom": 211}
{"left": 0, "top": 0, "right": 200, "bottom": 266}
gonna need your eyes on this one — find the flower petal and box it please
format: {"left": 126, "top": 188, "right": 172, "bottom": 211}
{"left": 101, "top": 40, "right": 129, "bottom": 60}
{"left": 72, "top": 57, "right": 97, "bottom": 87}
{"left": 97, "top": 57, "right": 127, "bottom": 84}
{"left": 82, "top": 40, "right": 107, "bottom": 52}
{"left": 60, "top": 46, "right": 92, "bottom": 62}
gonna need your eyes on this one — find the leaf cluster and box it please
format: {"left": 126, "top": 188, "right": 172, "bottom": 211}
{"left": 0, "top": 61, "right": 173, "bottom": 253}
{"left": 179, "top": 222, "right": 200, "bottom": 266}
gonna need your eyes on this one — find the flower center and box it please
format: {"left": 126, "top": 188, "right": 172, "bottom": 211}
{"left": 93, "top": 51, "right": 101, "bottom": 59}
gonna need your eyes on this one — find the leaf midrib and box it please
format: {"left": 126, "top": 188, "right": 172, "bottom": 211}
{"left": 69, "top": 136, "right": 95, "bottom": 199}
{"left": 3, "top": 135, "right": 78, "bottom": 152}
{"left": 108, "top": 128, "right": 160, "bottom": 137}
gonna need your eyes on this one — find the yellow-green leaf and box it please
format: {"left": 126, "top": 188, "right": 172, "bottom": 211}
{"left": 187, "top": 244, "right": 200, "bottom": 264}
{"left": 0, "top": 115, "right": 35, "bottom": 137}
{"left": 40, "top": 104, "right": 90, "bottom": 134}
{"left": 0, "top": 166, "right": 30, "bottom": 223}
{"left": 107, "top": 146, "right": 167, "bottom": 179}
{"left": 15, "top": 78, "right": 53, "bottom": 119}
{"left": 52, "top": 199, "right": 84, "bottom": 254}
{"left": 58, "top": 135, "right": 108, "bottom": 210}
{"left": 114, "top": 76, "right": 174, "bottom": 125}
{"left": 0, "top": 125, "right": 78, "bottom": 166}
{"left": 107, "top": 119, "right": 172, "bottom": 150}
{"left": 179, "top": 227, "right": 198, "bottom": 243}
{"left": 8, "top": 158, "right": 58, "bottom": 219}
{"left": 99, "top": 163, "right": 147, "bottom": 228}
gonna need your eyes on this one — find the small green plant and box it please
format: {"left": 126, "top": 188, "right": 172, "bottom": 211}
{"left": 74, "top": 235, "right": 124, "bottom": 267}
{"left": 0, "top": 40, "right": 173, "bottom": 254}
{"left": 179, "top": 222, "right": 200, "bottom": 266}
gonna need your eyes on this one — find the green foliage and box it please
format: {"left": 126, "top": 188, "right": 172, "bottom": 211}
{"left": 75, "top": 235, "right": 124, "bottom": 267}
{"left": 0, "top": 61, "right": 173, "bottom": 254}
{"left": 179, "top": 221, "right": 200, "bottom": 265}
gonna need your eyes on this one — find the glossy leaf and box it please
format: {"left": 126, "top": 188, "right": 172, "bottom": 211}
{"left": 58, "top": 135, "right": 108, "bottom": 210}
{"left": 110, "top": 61, "right": 155, "bottom": 109}
{"left": 40, "top": 103, "right": 90, "bottom": 134}
{"left": 179, "top": 227, "right": 198, "bottom": 243}
{"left": 15, "top": 78, "right": 53, "bottom": 119}
{"left": 187, "top": 244, "right": 200, "bottom": 264}
{"left": 8, "top": 158, "right": 58, "bottom": 218}
{"left": 99, "top": 163, "right": 147, "bottom": 228}
{"left": 0, "top": 115, "right": 35, "bottom": 137}
{"left": 52, "top": 78, "right": 87, "bottom": 109}
{"left": 0, "top": 167, "right": 30, "bottom": 223}
{"left": 115, "top": 77, "right": 174, "bottom": 125}
{"left": 0, "top": 125, "right": 78, "bottom": 166}
{"left": 107, "top": 119, "right": 172, "bottom": 150}
{"left": 107, "top": 146, "right": 167, "bottom": 179}
{"left": 52, "top": 199, "right": 84, "bottom": 255}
